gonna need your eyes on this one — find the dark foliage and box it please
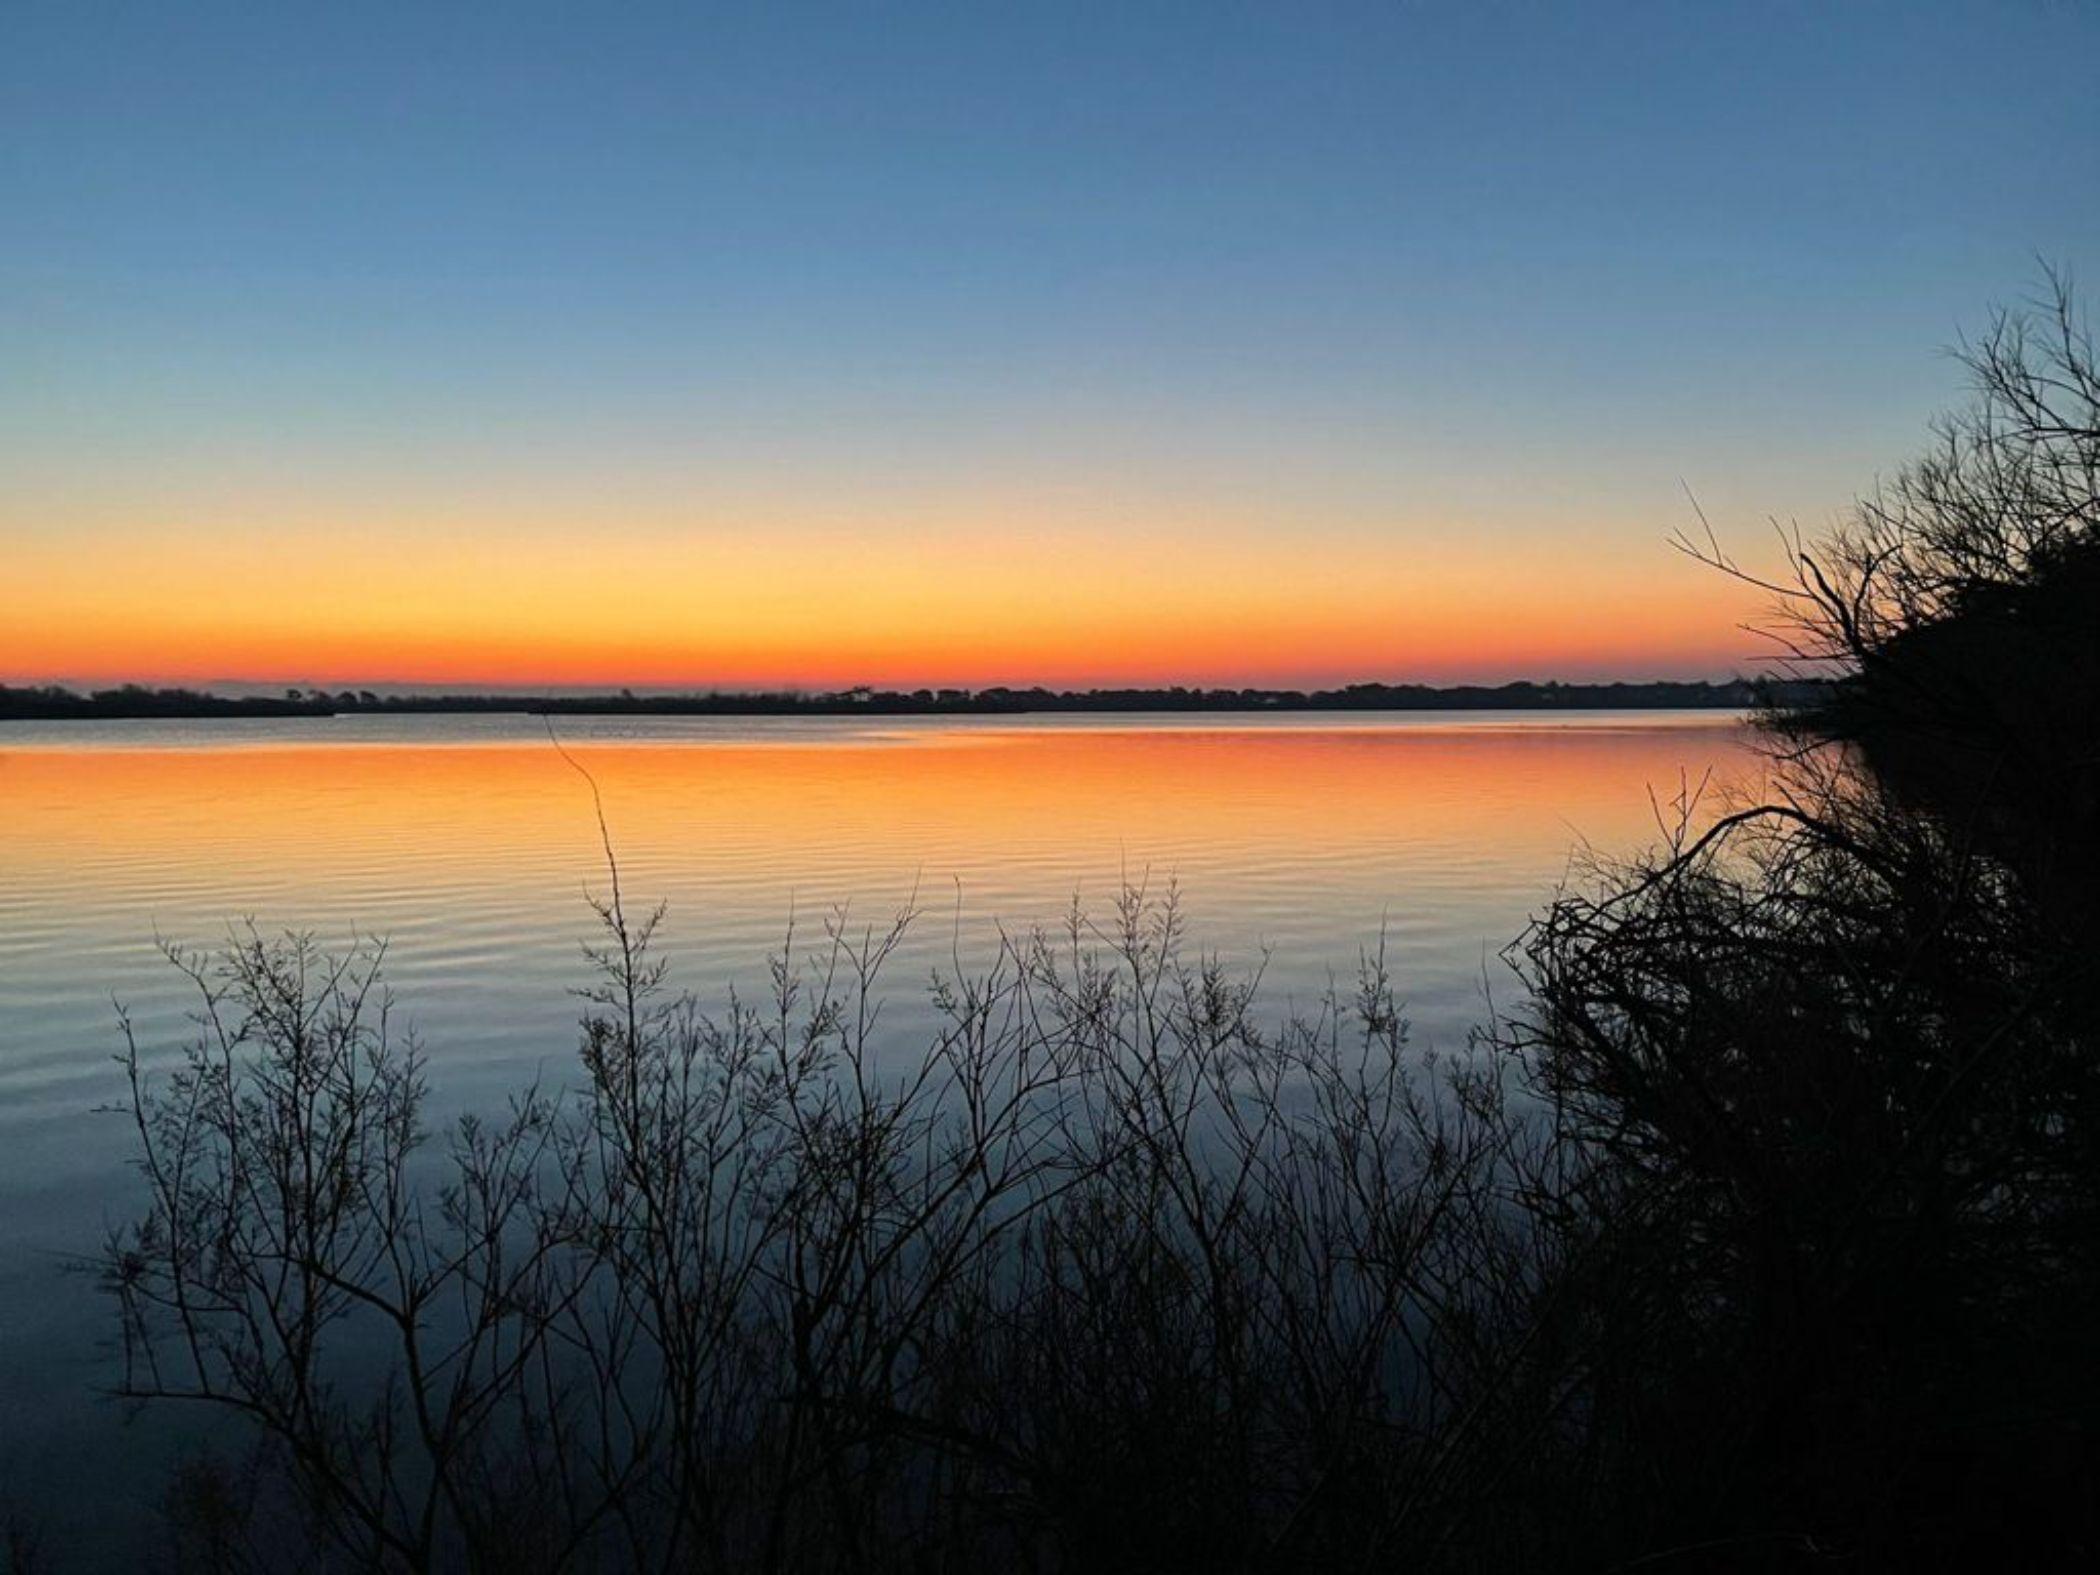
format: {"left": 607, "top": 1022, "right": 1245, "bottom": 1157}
{"left": 1516, "top": 271, "right": 2100, "bottom": 1565}
{"left": 103, "top": 888, "right": 1568, "bottom": 1573}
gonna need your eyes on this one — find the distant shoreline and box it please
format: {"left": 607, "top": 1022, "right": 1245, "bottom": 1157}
{"left": 1, "top": 679, "right": 1812, "bottom": 722}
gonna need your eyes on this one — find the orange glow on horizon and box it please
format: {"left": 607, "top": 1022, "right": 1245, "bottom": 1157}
{"left": 1, "top": 511, "right": 1765, "bottom": 689}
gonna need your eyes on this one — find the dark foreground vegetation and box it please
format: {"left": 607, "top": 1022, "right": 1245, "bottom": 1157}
{"left": 0, "top": 677, "right": 1795, "bottom": 722}
{"left": 67, "top": 279, "right": 2098, "bottom": 1572}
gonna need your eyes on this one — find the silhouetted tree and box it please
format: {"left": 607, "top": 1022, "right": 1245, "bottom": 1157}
{"left": 1516, "top": 271, "right": 2100, "bottom": 1564}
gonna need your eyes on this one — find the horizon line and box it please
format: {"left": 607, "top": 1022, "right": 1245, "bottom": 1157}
{"left": 6, "top": 673, "right": 1782, "bottom": 699}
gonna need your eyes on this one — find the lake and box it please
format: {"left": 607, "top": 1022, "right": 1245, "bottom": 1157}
{"left": 0, "top": 710, "right": 1760, "bottom": 1554}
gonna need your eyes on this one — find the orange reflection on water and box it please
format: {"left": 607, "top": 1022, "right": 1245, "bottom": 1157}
{"left": 0, "top": 720, "right": 1761, "bottom": 901}
{"left": 0, "top": 715, "right": 1763, "bottom": 1244}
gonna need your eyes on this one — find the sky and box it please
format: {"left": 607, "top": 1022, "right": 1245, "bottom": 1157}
{"left": 4, "top": 0, "right": 2097, "bottom": 691}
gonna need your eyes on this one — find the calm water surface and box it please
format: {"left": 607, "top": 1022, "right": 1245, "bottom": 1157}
{"left": 0, "top": 710, "right": 1760, "bottom": 1551}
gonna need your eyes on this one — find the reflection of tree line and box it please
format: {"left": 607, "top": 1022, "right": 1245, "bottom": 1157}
{"left": 86, "top": 281, "right": 2097, "bottom": 1572}
{"left": 3, "top": 677, "right": 1794, "bottom": 720}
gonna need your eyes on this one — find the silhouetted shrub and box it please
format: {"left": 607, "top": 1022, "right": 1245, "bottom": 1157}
{"left": 105, "top": 879, "right": 1579, "bottom": 1572}
{"left": 1513, "top": 272, "right": 2100, "bottom": 1565}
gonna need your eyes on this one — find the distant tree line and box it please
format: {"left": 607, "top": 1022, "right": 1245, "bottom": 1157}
{"left": 0, "top": 676, "right": 1807, "bottom": 722}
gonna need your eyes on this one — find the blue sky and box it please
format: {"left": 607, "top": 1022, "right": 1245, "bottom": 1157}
{"left": 4, "top": 1, "right": 2097, "bottom": 685}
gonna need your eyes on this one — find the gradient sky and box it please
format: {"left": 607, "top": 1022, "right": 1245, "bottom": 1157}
{"left": 4, "top": 1, "right": 2096, "bottom": 690}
